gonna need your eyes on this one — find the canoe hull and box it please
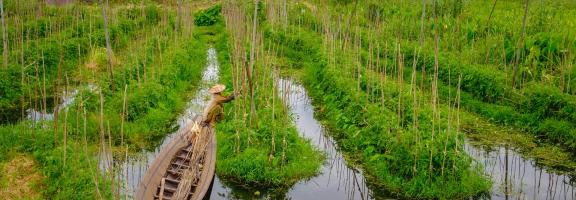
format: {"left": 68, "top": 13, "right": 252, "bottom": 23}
{"left": 135, "top": 122, "right": 216, "bottom": 200}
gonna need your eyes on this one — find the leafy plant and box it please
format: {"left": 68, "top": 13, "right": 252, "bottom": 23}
{"left": 194, "top": 4, "right": 222, "bottom": 26}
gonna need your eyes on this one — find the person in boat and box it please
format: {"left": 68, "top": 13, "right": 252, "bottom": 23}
{"left": 201, "top": 84, "right": 237, "bottom": 127}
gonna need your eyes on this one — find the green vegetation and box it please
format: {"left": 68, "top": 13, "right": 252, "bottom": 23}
{"left": 0, "top": 154, "right": 45, "bottom": 200}
{"left": 194, "top": 4, "right": 222, "bottom": 26}
{"left": 333, "top": 0, "right": 576, "bottom": 153}
{"left": 267, "top": 24, "right": 490, "bottom": 198}
{"left": 0, "top": 124, "right": 114, "bottom": 199}
{"left": 0, "top": 2, "right": 163, "bottom": 124}
{"left": 258, "top": 0, "right": 576, "bottom": 198}
{"left": 290, "top": 0, "right": 576, "bottom": 159}
{"left": 0, "top": 0, "right": 575, "bottom": 199}
{"left": 0, "top": 1, "right": 219, "bottom": 198}
{"left": 213, "top": 2, "right": 323, "bottom": 187}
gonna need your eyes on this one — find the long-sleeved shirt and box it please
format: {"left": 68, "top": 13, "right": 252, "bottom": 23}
{"left": 202, "top": 93, "right": 235, "bottom": 127}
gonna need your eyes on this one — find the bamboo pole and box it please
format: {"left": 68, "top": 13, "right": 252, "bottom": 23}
{"left": 511, "top": 0, "right": 530, "bottom": 88}
{"left": 107, "top": 120, "right": 116, "bottom": 199}
{"left": 41, "top": 51, "right": 47, "bottom": 118}
{"left": 100, "top": 0, "right": 115, "bottom": 91}
{"left": 1, "top": 0, "right": 7, "bottom": 68}
{"left": 397, "top": 40, "right": 404, "bottom": 129}
{"left": 159, "top": 178, "right": 166, "bottom": 200}
{"left": 99, "top": 88, "right": 106, "bottom": 168}
{"left": 54, "top": 50, "right": 64, "bottom": 145}
{"left": 429, "top": 0, "right": 440, "bottom": 178}
{"left": 453, "top": 74, "right": 462, "bottom": 173}
{"left": 124, "top": 144, "right": 129, "bottom": 200}
{"left": 20, "top": 18, "right": 25, "bottom": 120}
{"left": 64, "top": 74, "right": 69, "bottom": 167}
{"left": 441, "top": 70, "right": 451, "bottom": 177}
{"left": 412, "top": 0, "right": 426, "bottom": 177}
{"left": 83, "top": 97, "right": 102, "bottom": 199}
{"left": 247, "top": 0, "right": 259, "bottom": 127}
{"left": 121, "top": 84, "right": 127, "bottom": 145}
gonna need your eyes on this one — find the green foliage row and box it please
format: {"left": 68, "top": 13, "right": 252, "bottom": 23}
{"left": 267, "top": 23, "right": 490, "bottom": 199}
{"left": 0, "top": 4, "right": 212, "bottom": 199}
{"left": 0, "top": 4, "right": 164, "bottom": 124}
{"left": 438, "top": 83, "right": 576, "bottom": 151}
{"left": 205, "top": 14, "right": 322, "bottom": 187}
{"left": 289, "top": 0, "right": 576, "bottom": 155}
{"left": 66, "top": 25, "right": 206, "bottom": 150}
{"left": 194, "top": 4, "right": 222, "bottom": 26}
{"left": 400, "top": 48, "right": 576, "bottom": 151}
{"left": 343, "top": 36, "right": 576, "bottom": 154}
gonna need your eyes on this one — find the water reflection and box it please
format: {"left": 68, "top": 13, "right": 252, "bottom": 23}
{"left": 280, "top": 78, "right": 375, "bottom": 200}
{"left": 466, "top": 143, "right": 576, "bottom": 200}
{"left": 26, "top": 89, "right": 79, "bottom": 123}
{"left": 210, "top": 78, "right": 576, "bottom": 200}
{"left": 209, "top": 79, "right": 384, "bottom": 200}
{"left": 100, "top": 47, "right": 575, "bottom": 200}
{"left": 104, "top": 48, "right": 221, "bottom": 198}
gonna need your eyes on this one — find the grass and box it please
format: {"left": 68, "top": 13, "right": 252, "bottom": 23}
{"left": 462, "top": 112, "right": 576, "bottom": 173}
{"left": 0, "top": 3, "right": 164, "bottom": 124}
{"left": 0, "top": 124, "right": 113, "bottom": 199}
{"left": 0, "top": 2, "right": 215, "bottom": 198}
{"left": 0, "top": 153, "right": 45, "bottom": 200}
{"left": 264, "top": 21, "right": 491, "bottom": 198}
{"left": 207, "top": 8, "right": 323, "bottom": 187}
{"left": 295, "top": 0, "right": 576, "bottom": 167}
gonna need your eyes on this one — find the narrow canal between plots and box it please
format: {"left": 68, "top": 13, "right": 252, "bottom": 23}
{"left": 100, "top": 47, "right": 574, "bottom": 200}
{"left": 210, "top": 78, "right": 575, "bottom": 200}
{"left": 104, "top": 47, "right": 221, "bottom": 198}
{"left": 466, "top": 143, "right": 575, "bottom": 200}
{"left": 209, "top": 79, "right": 381, "bottom": 199}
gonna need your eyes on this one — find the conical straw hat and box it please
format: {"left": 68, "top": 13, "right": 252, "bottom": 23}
{"left": 208, "top": 84, "right": 226, "bottom": 94}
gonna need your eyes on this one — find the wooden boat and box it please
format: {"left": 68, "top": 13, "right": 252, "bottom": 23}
{"left": 135, "top": 119, "right": 216, "bottom": 200}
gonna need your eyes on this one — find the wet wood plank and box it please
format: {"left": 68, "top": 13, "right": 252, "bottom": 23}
{"left": 135, "top": 120, "right": 216, "bottom": 200}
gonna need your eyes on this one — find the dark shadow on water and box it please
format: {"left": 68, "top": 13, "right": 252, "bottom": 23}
{"left": 211, "top": 176, "right": 291, "bottom": 200}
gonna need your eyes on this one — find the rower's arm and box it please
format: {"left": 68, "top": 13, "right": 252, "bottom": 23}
{"left": 216, "top": 93, "right": 236, "bottom": 104}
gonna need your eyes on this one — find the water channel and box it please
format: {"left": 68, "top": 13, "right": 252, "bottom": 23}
{"left": 466, "top": 143, "right": 575, "bottom": 200}
{"left": 106, "top": 47, "right": 221, "bottom": 198}
{"left": 104, "top": 48, "right": 574, "bottom": 200}
{"left": 208, "top": 78, "right": 575, "bottom": 200}
{"left": 209, "top": 78, "right": 381, "bottom": 199}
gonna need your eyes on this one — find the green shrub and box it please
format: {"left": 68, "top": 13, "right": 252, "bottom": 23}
{"left": 194, "top": 5, "right": 222, "bottom": 26}
{"left": 213, "top": 21, "right": 322, "bottom": 187}
{"left": 268, "top": 25, "right": 490, "bottom": 199}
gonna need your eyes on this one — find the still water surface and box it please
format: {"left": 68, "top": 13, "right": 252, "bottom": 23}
{"left": 100, "top": 49, "right": 574, "bottom": 200}
{"left": 209, "top": 79, "right": 575, "bottom": 200}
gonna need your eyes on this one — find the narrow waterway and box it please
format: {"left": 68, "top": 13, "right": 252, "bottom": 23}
{"left": 280, "top": 78, "right": 388, "bottom": 199}
{"left": 105, "top": 48, "right": 221, "bottom": 198}
{"left": 466, "top": 143, "right": 576, "bottom": 200}
{"left": 100, "top": 47, "right": 575, "bottom": 199}
{"left": 210, "top": 78, "right": 575, "bottom": 200}
{"left": 209, "top": 79, "right": 384, "bottom": 200}
{"left": 26, "top": 88, "right": 80, "bottom": 123}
